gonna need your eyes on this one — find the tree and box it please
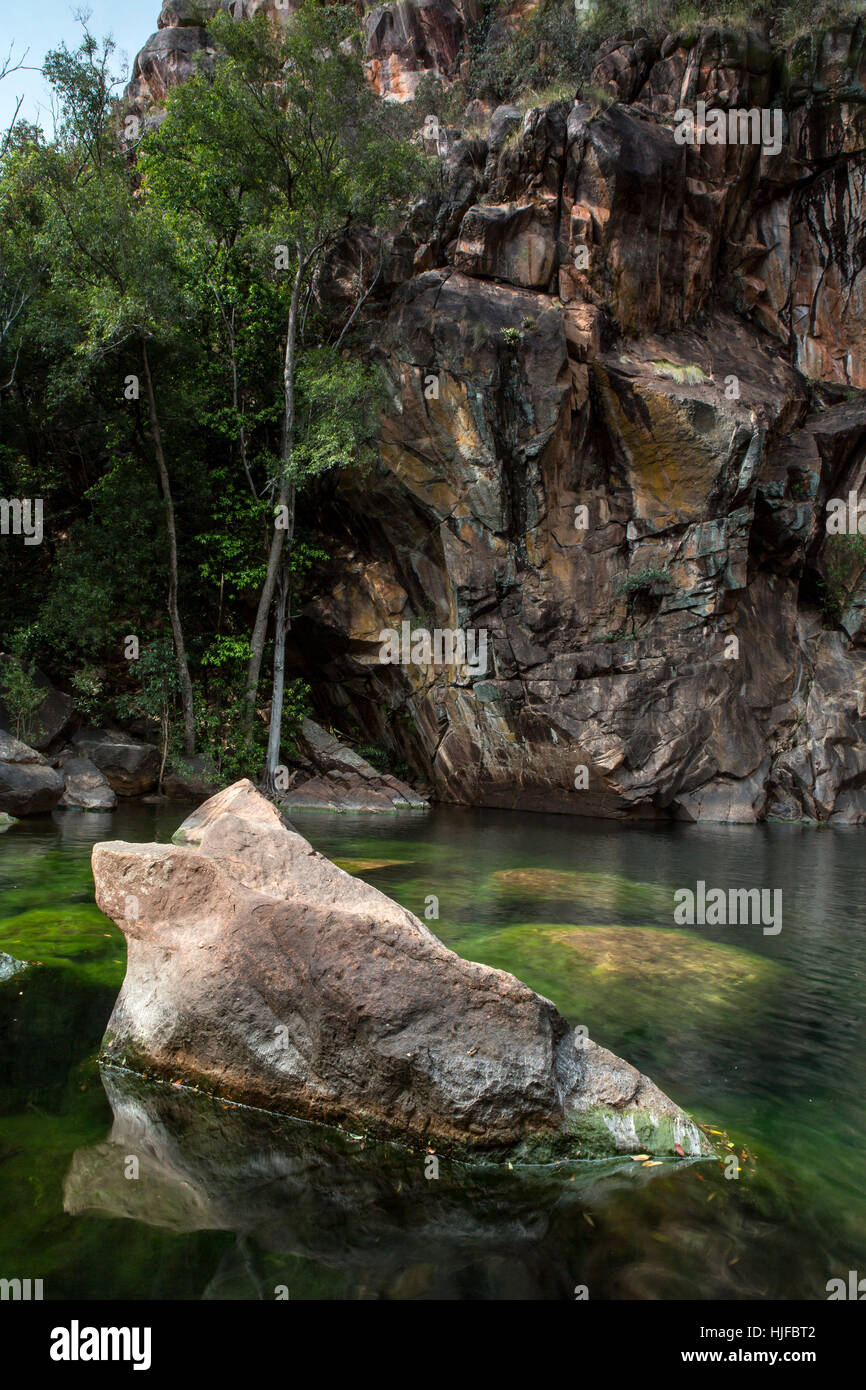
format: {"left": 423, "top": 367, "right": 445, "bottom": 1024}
{"left": 143, "top": 4, "right": 424, "bottom": 787}
{"left": 39, "top": 29, "right": 197, "bottom": 754}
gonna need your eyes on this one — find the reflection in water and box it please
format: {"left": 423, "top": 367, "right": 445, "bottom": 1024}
{"left": 65, "top": 1068, "right": 713, "bottom": 1300}
{"left": 2, "top": 801, "right": 866, "bottom": 1299}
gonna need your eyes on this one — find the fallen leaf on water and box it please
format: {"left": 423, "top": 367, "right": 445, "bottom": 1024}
{"left": 630, "top": 1154, "right": 651, "bottom": 1161}
{"left": 729, "top": 1258, "right": 740, "bottom": 1266}
{"left": 708, "top": 1193, "right": 716, "bottom": 1201}
{"left": 643, "top": 1160, "right": 663, "bottom": 1167}
{"left": 674, "top": 1142, "right": 685, "bottom": 1157}
{"left": 582, "top": 1212, "right": 595, "bottom": 1227}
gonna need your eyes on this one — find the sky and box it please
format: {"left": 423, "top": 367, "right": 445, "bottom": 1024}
{"left": 0, "top": 0, "right": 158, "bottom": 132}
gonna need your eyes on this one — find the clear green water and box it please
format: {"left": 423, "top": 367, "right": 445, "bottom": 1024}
{"left": 1, "top": 802, "right": 864, "bottom": 1300}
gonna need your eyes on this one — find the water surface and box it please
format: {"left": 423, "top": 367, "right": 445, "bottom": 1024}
{"left": 1, "top": 802, "right": 863, "bottom": 1299}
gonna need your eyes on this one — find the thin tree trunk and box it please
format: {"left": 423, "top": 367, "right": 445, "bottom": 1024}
{"left": 158, "top": 706, "right": 169, "bottom": 794}
{"left": 265, "top": 563, "right": 291, "bottom": 793}
{"left": 245, "top": 248, "right": 305, "bottom": 731}
{"left": 141, "top": 339, "right": 196, "bottom": 757}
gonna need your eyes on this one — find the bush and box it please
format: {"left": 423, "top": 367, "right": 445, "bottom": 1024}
{"left": 818, "top": 535, "right": 866, "bottom": 627}
{"left": 0, "top": 639, "right": 44, "bottom": 743}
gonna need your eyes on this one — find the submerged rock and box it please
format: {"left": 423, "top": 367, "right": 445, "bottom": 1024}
{"left": 0, "top": 951, "right": 29, "bottom": 982}
{"left": 92, "top": 780, "right": 709, "bottom": 1160}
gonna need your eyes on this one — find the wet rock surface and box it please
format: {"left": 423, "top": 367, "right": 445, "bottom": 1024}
{"left": 71, "top": 728, "right": 161, "bottom": 798}
{"left": 92, "top": 780, "right": 708, "bottom": 1158}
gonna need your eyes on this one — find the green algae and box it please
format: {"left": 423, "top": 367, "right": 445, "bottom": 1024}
{"left": 0, "top": 905, "right": 125, "bottom": 986}
{"left": 458, "top": 922, "right": 782, "bottom": 1064}
{"left": 488, "top": 867, "right": 669, "bottom": 917}
{"left": 333, "top": 857, "right": 413, "bottom": 873}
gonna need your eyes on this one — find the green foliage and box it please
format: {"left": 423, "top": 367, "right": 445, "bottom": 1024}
{"left": 616, "top": 566, "right": 671, "bottom": 597}
{"left": 0, "top": 636, "right": 44, "bottom": 742}
{"left": 33, "top": 456, "right": 167, "bottom": 664}
{"left": 819, "top": 535, "right": 866, "bottom": 627}
{"left": 355, "top": 741, "right": 411, "bottom": 783}
{"left": 116, "top": 638, "right": 179, "bottom": 729}
{"left": 292, "top": 348, "right": 386, "bottom": 481}
{"left": 69, "top": 666, "right": 109, "bottom": 725}
{"left": 457, "top": 0, "right": 857, "bottom": 109}
{"left": 464, "top": 0, "right": 596, "bottom": 105}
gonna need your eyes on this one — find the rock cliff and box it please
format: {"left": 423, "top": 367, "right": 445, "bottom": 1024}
{"left": 128, "top": 8, "right": 866, "bottom": 823}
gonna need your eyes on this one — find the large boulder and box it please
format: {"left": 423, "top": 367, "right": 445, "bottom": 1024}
{"left": 71, "top": 728, "right": 160, "bottom": 797}
{"left": 58, "top": 756, "right": 117, "bottom": 812}
{"left": 282, "top": 718, "right": 428, "bottom": 811}
{"left": 0, "top": 730, "right": 64, "bottom": 816}
{"left": 92, "top": 780, "right": 709, "bottom": 1160}
{"left": 162, "top": 754, "right": 220, "bottom": 801}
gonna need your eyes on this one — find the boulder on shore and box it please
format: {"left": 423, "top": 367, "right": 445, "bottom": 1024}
{"left": 58, "top": 755, "right": 117, "bottom": 811}
{"left": 280, "top": 717, "right": 428, "bottom": 811}
{"left": 0, "top": 729, "right": 64, "bottom": 816}
{"left": 72, "top": 727, "right": 160, "bottom": 797}
{"left": 92, "top": 780, "right": 709, "bottom": 1160}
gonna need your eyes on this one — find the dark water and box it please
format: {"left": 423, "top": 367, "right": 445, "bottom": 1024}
{"left": 1, "top": 801, "right": 864, "bottom": 1300}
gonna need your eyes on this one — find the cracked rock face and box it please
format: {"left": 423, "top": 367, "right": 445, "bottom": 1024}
{"left": 92, "top": 781, "right": 708, "bottom": 1159}
{"left": 123, "top": 8, "right": 866, "bottom": 823}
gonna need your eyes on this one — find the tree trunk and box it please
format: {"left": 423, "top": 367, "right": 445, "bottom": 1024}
{"left": 245, "top": 248, "right": 305, "bottom": 731}
{"left": 264, "top": 563, "right": 291, "bottom": 793}
{"left": 158, "top": 706, "right": 169, "bottom": 795}
{"left": 141, "top": 339, "right": 196, "bottom": 757}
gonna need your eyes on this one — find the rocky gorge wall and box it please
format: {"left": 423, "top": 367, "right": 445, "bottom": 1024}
{"left": 129, "top": 5, "right": 866, "bottom": 823}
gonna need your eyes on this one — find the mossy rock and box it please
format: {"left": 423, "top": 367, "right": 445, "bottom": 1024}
{"left": 0, "top": 951, "right": 29, "bottom": 982}
{"left": 459, "top": 922, "right": 783, "bottom": 1069}
{"left": 489, "top": 868, "right": 668, "bottom": 917}
{"left": 333, "top": 858, "right": 412, "bottom": 874}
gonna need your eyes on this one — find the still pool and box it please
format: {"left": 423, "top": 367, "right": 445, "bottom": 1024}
{"left": 1, "top": 801, "right": 864, "bottom": 1300}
